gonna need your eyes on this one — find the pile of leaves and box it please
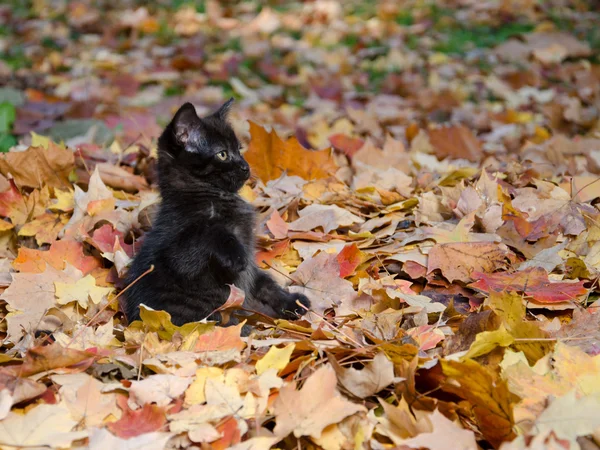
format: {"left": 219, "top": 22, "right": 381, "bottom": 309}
{"left": 1, "top": 0, "right": 600, "bottom": 449}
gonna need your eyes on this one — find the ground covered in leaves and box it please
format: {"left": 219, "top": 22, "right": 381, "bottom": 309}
{"left": 1, "top": 0, "right": 600, "bottom": 449}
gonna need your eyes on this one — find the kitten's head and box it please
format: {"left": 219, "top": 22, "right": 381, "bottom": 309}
{"left": 157, "top": 99, "right": 250, "bottom": 193}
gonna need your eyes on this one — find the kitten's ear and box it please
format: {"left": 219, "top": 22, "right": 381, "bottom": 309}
{"left": 171, "top": 102, "right": 201, "bottom": 145}
{"left": 215, "top": 98, "right": 234, "bottom": 121}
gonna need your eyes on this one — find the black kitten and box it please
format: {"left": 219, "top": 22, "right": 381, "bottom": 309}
{"left": 124, "top": 100, "right": 310, "bottom": 326}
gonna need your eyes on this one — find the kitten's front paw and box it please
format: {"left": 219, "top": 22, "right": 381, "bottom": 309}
{"left": 280, "top": 292, "right": 310, "bottom": 319}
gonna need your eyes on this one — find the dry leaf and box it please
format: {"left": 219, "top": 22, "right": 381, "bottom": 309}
{"left": 244, "top": 122, "right": 337, "bottom": 182}
{"left": 273, "top": 364, "right": 366, "bottom": 439}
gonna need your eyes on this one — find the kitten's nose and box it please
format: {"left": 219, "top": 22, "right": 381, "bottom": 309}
{"left": 241, "top": 164, "right": 250, "bottom": 175}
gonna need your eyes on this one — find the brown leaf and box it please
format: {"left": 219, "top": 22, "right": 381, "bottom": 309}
{"left": 330, "top": 352, "right": 396, "bottom": 399}
{"left": 428, "top": 125, "right": 483, "bottom": 162}
{"left": 273, "top": 364, "right": 366, "bottom": 439}
{"left": 5, "top": 343, "right": 98, "bottom": 377}
{"left": 427, "top": 242, "right": 510, "bottom": 283}
{"left": 0, "top": 142, "right": 74, "bottom": 189}
{"left": 244, "top": 121, "right": 337, "bottom": 182}
{"left": 289, "top": 251, "right": 357, "bottom": 314}
{"left": 441, "top": 359, "right": 517, "bottom": 448}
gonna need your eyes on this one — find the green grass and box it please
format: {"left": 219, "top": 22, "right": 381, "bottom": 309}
{"left": 169, "top": 0, "right": 205, "bottom": 12}
{"left": 434, "top": 22, "right": 535, "bottom": 54}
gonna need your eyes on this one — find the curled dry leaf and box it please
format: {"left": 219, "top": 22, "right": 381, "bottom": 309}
{"left": 330, "top": 352, "right": 397, "bottom": 399}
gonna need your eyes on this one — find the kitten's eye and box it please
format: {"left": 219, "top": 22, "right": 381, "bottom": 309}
{"left": 216, "top": 151, "right": 228, "bottom": 161}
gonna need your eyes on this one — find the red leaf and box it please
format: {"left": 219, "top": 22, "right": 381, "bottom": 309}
{"left": 336, "top": 243, "right": 363, "bottom": 278}
{"left": 329, "top": 134, "right": 364, "bottom": 158}
{"left": 90, "top": 223, "right": 133, "bottom": 257}
{"left": 212, "top": 416, "right": 241, "bottom": 450}
{"left": 470, "top": 268, "right": 588, "bottom": 303}
{"left": 108, "top": 395, "right": 167, "bottom": 439}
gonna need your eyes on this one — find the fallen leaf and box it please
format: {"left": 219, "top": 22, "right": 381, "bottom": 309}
{"left": 88, "top": 428, "right": 173, "bottom": 450}
{"left": 441, "top": 359, "right": 516, "bottom": 448}
{"left": 55, "top": 274, "right": 113, "bottom": 308}
{"left": 470, "top": 268, "right": 588, "bottom": 303}
{"left": 289, "top": 251, "right": 358, "bottom": 314}
{"left": 273, "top": 364, "right": 366, "bottom": 439}
{"left": 13, "top": 240, "right": 101, "bottom": 274}
{"left": 336, "top": 243, "right": 364, "bottom": 278}
{"left": 255, "top": 343, "right": 295, "bottom": 375}
{"left": 0, "top": 403, "right": 87, "bottom": 447}
{"left": 427, "top": 242, "right": 510, "bottom": 283}
{"left": 51, "top": 373, "right": 119, "bottom": 427}
{"left": 330, "top": 352, "right": 396, "bottom": 399}
{"left": 108, "top": 395, "right": 167, "bottom": 439}
{"left": 398, "top": 409, "right": 478, "bottom": 450}
{"left": 244, "top": 121, "right": 337, "bottom": 182}
{"left": 129, "top": 374, "right": 193, "bottom": 408}
{"left": 428, "top": 125, "right": 483, "bottom": 162}
{"left": 266, "top": 209, "right": 289, "bottom": 239}
{"left": 289, "top": 203, "right": 364, "bottom": 234}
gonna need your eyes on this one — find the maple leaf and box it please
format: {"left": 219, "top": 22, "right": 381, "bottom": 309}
{"left": 62, "top": 166, "right": 113, "bottom": 235}
{"left": 18, "top": 212, "right": 69, "bottom": 245}
{"left": 398, "top": 410, "right": 478, "bottom": 450}
{"left": 0, "top": 141, "right": 74, "bottom": 189}
{"left": 273, "top": 364, "right": 366, "bottom": 439}
{"left": 1, "top": 264, "right": 80, "bottom": 341}
{"left": 128, "top": 374, "right": 193, "bottom": 408}
{"left": 88, "top": 428, "right": 173, "bottom": 450}
{"left": 336, "top": 243, "right": 364, "bottom": 278}
{"left": 265, "top": 209, "right": 289, "bottom": 239}
{"left": 289, "top": 203, "right": 364, "bottom": 234}
{"left": 194, "top": 323, "right": 246, "bottom": 353}
{"left": 0, "top": 403, "right": 87, "bottom": 447}
{"left": 13, "top": 239, "right": 101, "bottom": 274}
{"left": 441, "top": 359, "right": 517, "bottom": 448}
{"left": 6, "top": 342, "right": 98, "bottom": 377}
{"left": 128, "top": 304, "right": 213, "bottom": 341}
{"left": 244, "top": 121, "right": 337, "bottom": 182}
{"left": 470, "top": 268, "right": 588, "bottom": 303}
{"left": 51, "top": 373, "right": 119, "bottom": 427}
{"left": 0, "top": 179, "right": 28, "bottom": 225}
{"left": 289, "top": 251, "right": 357, "bottom": 314}
{"left": 55, "top": 274, "right": 114, "bottom": 308}
{"left": 427, "top": 242, "right": 511, "bottom": 283}
{"left": 108, "top": 395, "right": 167, "bottom": 439}
{"left": 329, "top": 352, "right": 396, "bottom": 399}
{"left": 255, "top": 343, "right": 295, "bottom": 375}
{"left": 428, "top": 125, "right": 483, "bottom": 162}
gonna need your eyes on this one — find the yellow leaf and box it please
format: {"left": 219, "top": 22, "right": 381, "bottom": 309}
{"left": 441, "top": 359, "right": 517, "bottom": 448}
{"left": 128, "top": 304, "right": 214, "bottom": 340}
{"left": 463, "top": 324, "right": 514, "bottom": 359}
{"left": 18, "top": 213, "right": 68, "bottom": 245}
{"left": 49, "top": 189, "right": 74, "bottom": 212}
{"left": 255, "top": 343, "right": 295, "bottom": 375}
{"left": 184, "top": 367, "right": 224, "bottom": 406}
{"left": 55, "top": 275, "right": 113, "bottom": 308}
{"left": 30, "top": 132, "right": 51, "bottom": 150}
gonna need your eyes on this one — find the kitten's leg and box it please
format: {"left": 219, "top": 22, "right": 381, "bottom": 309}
{"left": 249, "top": 269, "right": 310, "bottom": 319}
{"left": 165, "top": 224, "right": 247, "bottom": 278}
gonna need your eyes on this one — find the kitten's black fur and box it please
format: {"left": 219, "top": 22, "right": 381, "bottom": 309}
{"left": 124, "top": 100, "right": 310, "bottom": 326}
